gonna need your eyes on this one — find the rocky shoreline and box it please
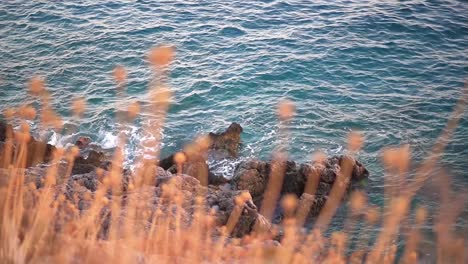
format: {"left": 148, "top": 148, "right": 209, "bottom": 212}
{"left": 0, "top": 120, "right": 369, "bottom": 239}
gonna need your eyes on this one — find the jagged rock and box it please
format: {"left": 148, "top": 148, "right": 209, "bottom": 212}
{"left": 231, "top": 160, "right": 270, "bottom": 200}
{"left": 0, "top": 121, "right": 56, "bottom": 168}
{"left": 25, "top": 139, "right": 56, "bottom": 167}
{"left": 72, "top": 150, "right": 105, "bottom": 175}
{"left": 67, "top": 172, "right": 100, "bottom": 192}
{"left": 0, "top": 121, "right": 13, "bottom": 142}
{"left": 22, "top": 163, "right": 266, "bottom": 237}
{"left": 160, "top": 155, "right": 218, "bottom": 186}
{"left": 231, "top": 155, "right": 369, "bottom": 223}
{"left": 25, "top": 163, "right": 69, "bottom": 188}
{"left": 77, "top": 172, "right": 271, "bottom": 238}
{"left": 75, "top": 136, "right": 91, "bottom": 149}
{"left": 297, "top": 193, "right": 328, "bottom": 220}
{"left": 158, "top": 122, "right": 243, "bottom": 185}
{"left": 161, "top": 174, "right": 271, "bottom": 237}
{"left": 208, "top": 122, "right": 243, "bottom": 158}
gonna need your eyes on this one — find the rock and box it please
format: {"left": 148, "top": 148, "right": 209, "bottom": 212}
{"left": 231, "top": 155, "right": 370, "bottom": 223}
{"left": 352, "top": 159, "right": 369, "bottom": 181}
{"left": 0, "top": 121, "right": 56, "bottom": 168}
{"left": 72, "top": 150, "right": 105, "bottom": 175}
{"left": 208, "top": 122, "right": 243, "bottom": 158}
{"left": 140, "top": 174, "right": 272, "bottom": 237}
{"left": 231, "top": 160, "right": 270, "bottom": 200}
{"left": 297, "top": 193, "right": 328, "bottom": 220}
{"left": 64, "top": 171, "right": 101, "bottom": 210}
{"left": 158, "top": 123, "right": 243, "bottom": 185}
{"left": 0, "top": 121, "right": 13, "bottom": 142}
{"left": 138, "top": 163, "right": 173, "bottom": 186}
{"left": 159, "top": 153, "right": 228, "bottom": 186}
{"left": 158, "top": 153, "right": 176, "bottom": 170}
{"left": 26, "top": 138, "right": 56, "bottom": 167}
{"left": 205, "top": 185, "right": 270, "bottom": 237}
{"left": 75, "top": 136, "right": 91, "bottom": 149}
{"left": 68, "top": 172, "right": 100, "bottom": 192}
{"left": 25, "top": 163, "right": 75, "bottom": 188}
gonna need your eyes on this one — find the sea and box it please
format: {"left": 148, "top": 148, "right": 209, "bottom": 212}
{"left": 0, "top": 0, "right": 467, "bottom": 260}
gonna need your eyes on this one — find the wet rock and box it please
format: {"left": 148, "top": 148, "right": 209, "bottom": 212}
{"left": 1, "top": 121, "right": 56, "bottom": 168}
{"left": 352, "top": 159, "right": 369, "bottom": 181}
{"left": 208, "top": 122, "right": 243, "bottom": 158}
{"left": 75, "top": 136, "right": 91, "bottom": 149}
{"left": 159, "top": 123, "right": 243, "bottom": 185}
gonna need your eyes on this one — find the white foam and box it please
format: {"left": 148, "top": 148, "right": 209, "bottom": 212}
{"left": 47, "top": 130, "right": 78, "bottom": 147}
{"left": 100, "top": 132, "right": 118, "bottom": 149}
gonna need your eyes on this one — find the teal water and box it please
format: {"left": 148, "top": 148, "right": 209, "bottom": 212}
{"left": 1, "top": 0, "right": 467, "bottom": 258}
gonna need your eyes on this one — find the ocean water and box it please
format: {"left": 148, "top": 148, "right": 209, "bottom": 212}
{"left": 0, "top": 0, "right": 467, "bottom": 257}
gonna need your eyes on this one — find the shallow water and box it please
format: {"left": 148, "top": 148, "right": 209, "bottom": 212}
{"left": 1, "top": 0, "right": 467, "bottom": 259}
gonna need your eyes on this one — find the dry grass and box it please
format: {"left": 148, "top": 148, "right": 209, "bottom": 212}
{"left": 0, "top": 46, "right": 466, "bottom": 264}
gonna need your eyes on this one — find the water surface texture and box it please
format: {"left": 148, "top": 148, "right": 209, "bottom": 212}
{"left": 1, "top": 0, "right": 467, "bottom": 254}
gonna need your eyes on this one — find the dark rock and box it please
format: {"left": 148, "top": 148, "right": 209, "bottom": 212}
{"left": 159, "top": 123, "right": 243, "bottom": 185}
{"left": 18, "top": 162, "right": 274, "bottom": 239}
{"left": 75, "top": 136, "right": 91, "bottom": 149}
{"left": 231, "top": 160, "right": 270, "bottom": 200}
{"left": 153, "top": 174, "right": 271, "bottom": 237}
{"left": 72, "top": 150, "right": 105, "bottom": 175}
{"left": 158, "top": 153, "right": 175, "bottom": 170}
{"left": 69, "top": 172, "right": 100, "bottom": 192}
{"left": 0, "top": 121, "right": 56, "bottom": 168}
{"left": 320, "top": 165, "right": 339, "bottom": 184}
{"left": 26, "top": 139, "right": 56, "bottom": 167}
{"left": 160, "top": 152, "right": 228, "bottom": 186}
{"left": 65, "top": 172, "right": 100, "bottom": 203}
{"left": 208, "top": 122, "right": 243, "bottom": 158}
{"left": 231, "top": 155, "right": 370, "bottom": 223}
{"left": 0, "top": 121, "right": 13, "bottom": 142}
{"left": 25, "top": 163, "right": 69, "bottom": 189}
{"left": 352, "top": 159, "right": 369, "bottom": 181}
{"left": 298, "top": 193, "right": 328, "bottom": 220}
